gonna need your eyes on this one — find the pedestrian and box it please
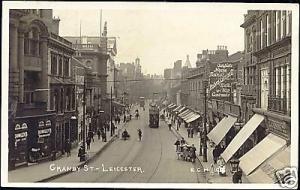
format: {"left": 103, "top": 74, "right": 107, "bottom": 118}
{"left": 65, "top": 139, "right": 71, "bottom": 157}
{"left": 86, "top": 137, "right": 91, "bottom": 150}
{"left": 137, "top": 129, "right": 142, "bottom": 141}
{"left": 180, "top": 137, "right": 186, "bottom": 145}
{"left": 177, "top": 119, "right": 181, "bottom": 130}
{"left": 232, "top": 170, "right": 243, "bottom": 183}
{"left": 78, "top": 145, "right": 85, "bottom": 162}
{"left": 168, "top": 119, "right": 172, "bottom": 130}
{"left": 187, "top": 128, "right": 190, "bottom": 138}
{"left": 97, "top": 129, "right": 101, "bottom": 140}
{"left": 101, "top": 131, "right": 107, "bottom": 142}
{"left": 190, "top": 144, "right": 196, "bottom": 163}
{"left": 190, "top": 128, "right": 194, "bottom": 138}
{"left": 217, "top": 157, "right": 226, "bottom": 176}
{"left": 212, "top": 146, "right": 219, "bottom": 164}
{"left": 174, "top": 139, "right": 180, "bottom": 151}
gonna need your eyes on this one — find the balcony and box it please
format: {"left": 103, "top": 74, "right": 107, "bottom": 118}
{"left": 24, "top": 55, "right": 42, "bottom": 71}
{"left": 268, "top": 96, "right": 288, "bottom": 115}
{"left": 72, "top": 44, "right": 100, "bottom": 52}
{"left": 50, "top": 33, "right": 72, "bottom": 48}
{"left": 241, "top": 84, "right": 256, "bottom": 96}
{"left": 210, "top": 99, "right": 241, "bottom": 117}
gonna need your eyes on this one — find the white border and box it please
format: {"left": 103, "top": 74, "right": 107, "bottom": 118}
{"left": 1, "top": 1, "right": 299, "bottom": 189}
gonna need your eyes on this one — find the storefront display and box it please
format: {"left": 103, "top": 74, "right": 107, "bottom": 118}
{"left": 14, "top": 123, "right": 28, "bottom": 166}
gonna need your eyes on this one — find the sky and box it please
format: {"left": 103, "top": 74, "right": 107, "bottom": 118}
{"left": 53, "top": 6, "right": 247, "bottom": 75}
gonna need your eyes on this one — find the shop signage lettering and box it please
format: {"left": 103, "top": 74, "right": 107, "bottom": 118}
{"left": 209, "top": 63, "right": 234, "bottom": 98}
{"left": 15, "top": 132, "right": 28, "bottom": 139}
{"left": 38, "top": 121, "right": 45, "bottom": 127}
{"left": 15, "top": 123, "right": 28, "bottom": 130}
{"left": 46, "top": 120, "right": 51, "bottom": 127}
{"left": 38, "top": 128, "right": 51, "bottom": 136}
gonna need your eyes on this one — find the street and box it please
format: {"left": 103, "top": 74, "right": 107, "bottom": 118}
{"left": 50, "top": 104, "right": 202, "bottom": 183}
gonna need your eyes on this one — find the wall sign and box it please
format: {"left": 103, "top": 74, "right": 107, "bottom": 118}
{"left": 38, "top": 121, "right": 45, "bottom": 127}
{"left": 209, "top": 63, "right": 234, "bottom": 98}
{"left": 46, "top": 120, "right": 51, "bottom": 127}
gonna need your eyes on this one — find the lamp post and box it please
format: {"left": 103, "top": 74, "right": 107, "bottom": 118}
{"left": 202, "top": 80, "right": 208, "bottom": 162}
{"left": 110, "top": 86, "right": 113, "bottom": 137}
{"left": 81, "top": 77, "right": 87, "bottom": 161}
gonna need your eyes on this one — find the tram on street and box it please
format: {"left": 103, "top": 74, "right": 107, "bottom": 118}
{"left": 149, "top": 103, "right": 159, "bottom": 128}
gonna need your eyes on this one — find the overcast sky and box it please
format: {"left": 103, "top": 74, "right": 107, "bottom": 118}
{"left": 53, "top": 7, "right": 247, "bottom": 75}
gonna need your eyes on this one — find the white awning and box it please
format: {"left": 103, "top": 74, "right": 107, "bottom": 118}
{"left": 247, "top": 146, "right": 290, "bottom": 183}
{"left": 239, "top": 133, "right": 287, "bottom": 175}
{"left": 221, "top": 114, "right": 265, "bottom": 162}
{"left": 177, "top": 107, "right": 186, "bottom": 113}
{"left": 207, "top": 115, "right": 237, "bottom": 145}
{"left": 182, "top": 112, "right": 195, "bottom": 121}
{"left": 178, "top": 109, "right": 191, "bottom": 117}
{"left": 173, "top": 105, "right": 182, "bottom": 112}
{"left": 186, "top": 114, "right": 201, "bottom": 123}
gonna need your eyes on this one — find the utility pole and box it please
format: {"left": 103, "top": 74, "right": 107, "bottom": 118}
{"left": 203, "top": 80, "right": 208, "bottom": 162}
{"left": 110, "top": 86, "right": 113, "bottom": 137}
{"left": 82, "top": 77, "right": 86, "bottom": 159}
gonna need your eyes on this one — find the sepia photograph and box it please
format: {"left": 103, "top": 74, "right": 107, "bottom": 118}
{"left": 1, "top": 1, "right": 299, "bottom": 189}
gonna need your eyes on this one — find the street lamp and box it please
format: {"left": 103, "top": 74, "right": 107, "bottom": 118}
{"left": 202, "top": 80, "right": 208, "bottom": 162}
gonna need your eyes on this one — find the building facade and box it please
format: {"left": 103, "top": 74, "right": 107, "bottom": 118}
{"left": 8, "top": 9, "right": 77, "bottom": 169}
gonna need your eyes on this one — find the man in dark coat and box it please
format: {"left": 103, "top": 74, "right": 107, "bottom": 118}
{"left": 97, "top": 129, "right": 101, "bottom": 140}
{"left": 78, "top": 145, "right": 85, "bottom": 162}
{"left": 65, "top": 139, "right": 71, "bottom": 157}
{"left": 86, "top": 137, "right": 91, "bottom": 150}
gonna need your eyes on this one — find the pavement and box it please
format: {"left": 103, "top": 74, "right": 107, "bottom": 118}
{"left": 168, "top": 119, "right": 249, "bottom": 184}
{"left": 8, "top": 115, "right": 128, "bottom": 183}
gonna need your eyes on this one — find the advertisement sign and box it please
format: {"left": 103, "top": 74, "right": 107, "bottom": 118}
{"left": 209, "top": 63, "right": 234, "bottom": 99}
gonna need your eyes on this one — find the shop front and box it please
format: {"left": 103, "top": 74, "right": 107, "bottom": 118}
{"left": 10, "top": 113, "right": 56, "bottom": 166}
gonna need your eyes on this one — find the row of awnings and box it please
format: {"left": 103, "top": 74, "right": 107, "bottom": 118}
{"left": 167, "top": 103, "right": 201, "bottom": 123}
{"left": 207, "top": 113, "right": 289, "bottom": 181}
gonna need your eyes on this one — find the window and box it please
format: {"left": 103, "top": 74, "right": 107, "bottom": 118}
{"left": 286, "top": 11, "right": 291, "bottom": 35}
{"left": 266, "top": 14, "right": 270, "bottom": 46}
{"left": 276, "top": 11, "right": 280, "bottom": 41}
{"left": 24, "top": 91, "right": 34, "bottom": 104}
{"left": 281, "top": 11, "right": 285, "bottom": 38}
{"left": 64, "top": 57, "right": 70, "bottom": 77}
{"left": 24, "top": 33, "right": 29, "bottom": 55}
{"left": 260, "top": 19, "right": 263, "bottom": 49}
{"left": 274, "top": 11, "right": 277, "bottom": 42}
{"left": 51, "top": 53, "right": 57, "bottom": 75}
{"left": 58, "top": 56, "right": 63, "bottom": 76}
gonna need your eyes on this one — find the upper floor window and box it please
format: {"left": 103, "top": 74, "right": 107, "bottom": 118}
{"left": 276, "top": 11, "right": 280, "bottom": 41}
{"left": 266, "top": 14, "right": 270, "bottom": 46}
{"left": 51, "top": 53, "right": 57, "bottom": 75}
{"left": 281, "top": 11, "right": 286, "bottom": 38}
{"left": 24, "top": 28, "right": 40, "bottom": 56}
{"left": 64, "top": 57, "right": 70, "bottom": 77}
{"left": 286, "top": 11, "right": 291, "bottom": 35}
{"left": 260, "top": 19, "right": 263, "bottom": 49}
{"left": 58, "top": 56, "right": 63, "bottom": 76}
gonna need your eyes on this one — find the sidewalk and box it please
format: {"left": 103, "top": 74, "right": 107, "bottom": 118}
{"left": 8, "top": 121, "right": 127, "bottom": 183}
{"left": 169, "top": 122, "right": 249, "bottom": 184}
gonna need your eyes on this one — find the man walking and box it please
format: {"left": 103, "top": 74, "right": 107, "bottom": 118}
{"left": 168, "top": 119, "right": 172, "bottom": 131}
{"left": 97, "top": 129, "right": 101, "bottom": 140}
{"left": 65, "top": 139, "right": 71, "bottom": 157}
{"left": 86, "top": 137, "right": 91, "bottom": 150}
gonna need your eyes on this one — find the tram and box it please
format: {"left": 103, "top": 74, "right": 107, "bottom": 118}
{"left": 149, "top": 103, "right": 159, "bottom": 128}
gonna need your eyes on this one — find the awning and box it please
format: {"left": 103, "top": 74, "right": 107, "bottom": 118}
{"left": 207, "top": 115, "right": 237, "bottom": 145}
{"left": 167, "top": 103, "right": 175, "bottom": 108}
{"left": 247, "top": 146, "right": 290, "bottom": 183}
{"left": 239, "top": 133, "right": 287, "bottom": 175}
{"left": 168, "top": 104, "right": 177, "bottom": 109}
{"left": 178, "top": 109, "right": 191, "bottom": 117}
{"left": 182, "top": 112, "right": 195, "bottom": 122}
{"left": 177, "top": 107, "right": 186, "bottom": 113}
{"left": 173, "top": 105, "right": 182, "bottom": 112}
{"left": 186, "top": 113, "right": 201, "bottom": 123}
{"left": 221, "top": 114, "right": 265, "bottom": 162}
{"left": 180, "top": 110, "right": 193, "bottom": 120}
